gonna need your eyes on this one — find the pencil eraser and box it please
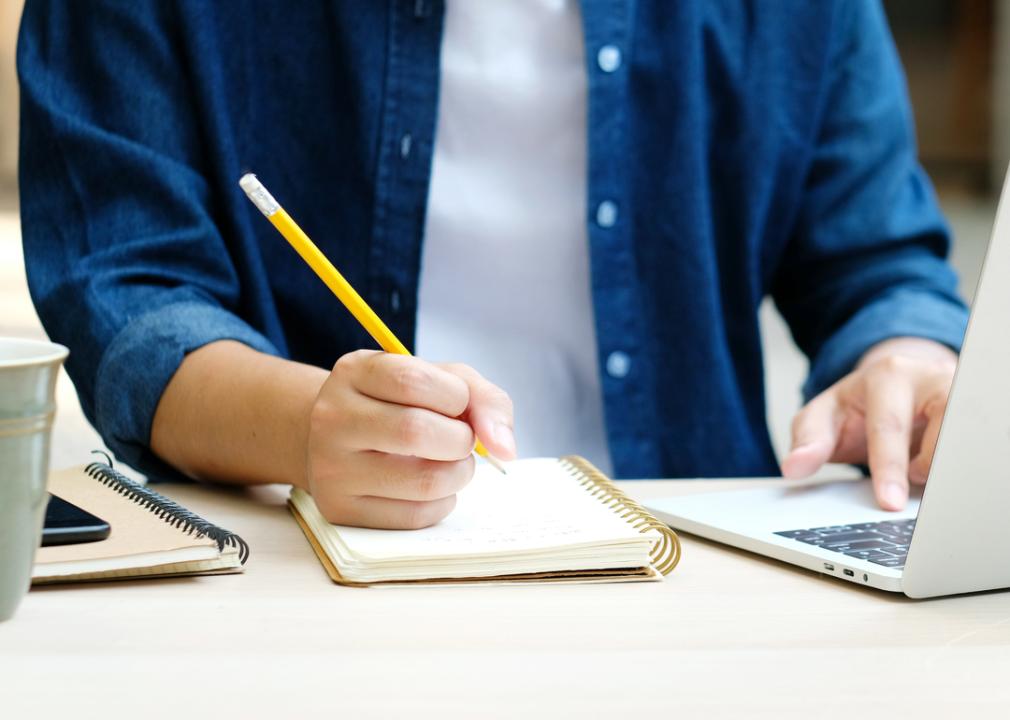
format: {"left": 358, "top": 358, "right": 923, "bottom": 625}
{"left": 239, "top": 173, "right": 280, "bottom": 217}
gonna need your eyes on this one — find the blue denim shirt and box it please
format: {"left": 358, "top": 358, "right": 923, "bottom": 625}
{"left": 18, "top": 1, "right": 968, "bottom": 481}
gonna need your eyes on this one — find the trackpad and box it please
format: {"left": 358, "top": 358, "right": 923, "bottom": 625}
{"left": 647, "top": 479, "right": 920, "bottom": 536}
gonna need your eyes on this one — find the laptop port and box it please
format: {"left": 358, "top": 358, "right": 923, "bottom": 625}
{"left": 843, "top": 569, "right": 855, "bottom": 577}
{"left": 823, "top": 563, "right": 834, "bottom": 571}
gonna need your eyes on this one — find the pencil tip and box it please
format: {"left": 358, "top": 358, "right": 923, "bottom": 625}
{"left": 484, "top": 454, "right": 508, "bottom": 475}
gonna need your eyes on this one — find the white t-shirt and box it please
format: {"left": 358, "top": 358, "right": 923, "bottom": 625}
{"left": 416, "top": 0, "right": 612, "bottom": 474}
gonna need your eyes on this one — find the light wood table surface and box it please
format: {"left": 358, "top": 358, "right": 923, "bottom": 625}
{"left": 4, "top": 212, "right": 1010, "bottom": 717}
{"left": 2, "top": 475, "right": 1010, "bottom": 718}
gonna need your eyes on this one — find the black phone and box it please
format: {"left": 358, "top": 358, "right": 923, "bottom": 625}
{"left": 42, "top": 494, "right": 111, "bottom": 546}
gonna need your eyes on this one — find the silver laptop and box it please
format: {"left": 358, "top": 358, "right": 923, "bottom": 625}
{"left": 646, "top": 169, "right": 1010, "bottom": 599}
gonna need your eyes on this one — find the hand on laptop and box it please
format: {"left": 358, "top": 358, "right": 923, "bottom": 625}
{"left": 780, "top": 337, "right": 957, "bottom": 511}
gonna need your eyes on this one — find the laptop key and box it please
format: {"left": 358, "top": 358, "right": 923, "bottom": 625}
{"left": 822, "top": 538, "right": 894, "bottom": 551}
{"left": 797, "top": 537, "right": 828, "bottom": 546}
{"left": 874, "top": 533, "right": 907, "bottom": 544}
{"left": 844, "top": 549, "right": 892, "bottom": 560}
{"left": 774, "top": 530, "right": 819, "bottom": 540}
{"left": 812, "top": 525, "right": 853, "bottom": 534}
{"left": 815, "top": 531, "right": 874, "bottom": 544}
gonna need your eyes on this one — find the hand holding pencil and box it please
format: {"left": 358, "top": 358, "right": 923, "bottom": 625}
{"left": 240, "top": 174, "right": 515, "bottom": 529}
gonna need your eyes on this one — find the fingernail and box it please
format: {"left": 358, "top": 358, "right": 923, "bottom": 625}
{"left": 782, "top": 445, "right": 813, "bottom": 478}
{"left": 494, "top": 422, "right": 516, "bottom": 457}
{"left": 883, "top": 483, "right": 907, "bottom": 509}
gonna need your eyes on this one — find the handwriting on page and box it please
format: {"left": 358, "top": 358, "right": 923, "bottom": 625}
{"left": 335, "top": 458, "right": 644, "bottom": 558}
{"left": 404, "top": 521, "right": 587, "bottom": 548}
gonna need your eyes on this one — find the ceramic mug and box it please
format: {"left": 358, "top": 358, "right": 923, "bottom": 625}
{"left": 0, "top": 338, "right": 68, "bottom": 621}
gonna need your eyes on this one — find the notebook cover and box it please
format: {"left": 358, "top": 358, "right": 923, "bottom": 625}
{"left": 32, "top": 465, "right": 243, "bottom": 584}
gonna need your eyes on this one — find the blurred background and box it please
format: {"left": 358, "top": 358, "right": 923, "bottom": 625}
{"left": 0, "top": 0, "right": 1007, "bottom": 472}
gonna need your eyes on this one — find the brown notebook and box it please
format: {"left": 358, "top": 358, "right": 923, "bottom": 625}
{"left": 290, "top": 456, "right": 681, "bottom": 586}
{"left": 33, "top": 460, "right": 248, "bottom": 584}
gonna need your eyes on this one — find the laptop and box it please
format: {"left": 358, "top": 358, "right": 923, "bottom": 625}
{"left": 645, "top": 169, "right": 1010, "bottom": 599}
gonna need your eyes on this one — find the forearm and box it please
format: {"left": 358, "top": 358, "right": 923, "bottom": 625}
{"left": 151, "top": 340, "right": 327, "bottom": 488}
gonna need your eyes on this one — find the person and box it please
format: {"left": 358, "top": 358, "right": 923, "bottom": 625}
{"left": 18, "top": 1, "right": 967, "bottom": 529}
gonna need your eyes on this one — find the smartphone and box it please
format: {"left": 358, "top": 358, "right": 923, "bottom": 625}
{"left": 41, "top": 494, "right": 111, "bottom": 546}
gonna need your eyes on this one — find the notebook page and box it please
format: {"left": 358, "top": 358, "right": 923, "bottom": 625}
{"left": 33, "top": 548, "right": 239, "bottom": 582}
{"left": 333, "top": 458, "right": 648, "bottom": 561}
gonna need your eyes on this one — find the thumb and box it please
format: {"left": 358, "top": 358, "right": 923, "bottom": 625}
{"left": 440, "top": 363, "right": 517, "bottom": 461}
{"left": 781, "top": 388, "right": 843, "bottom": 479}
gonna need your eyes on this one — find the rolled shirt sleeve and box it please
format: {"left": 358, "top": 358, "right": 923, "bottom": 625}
{"left": 93, "top": 302, "right": 278, "bottom": 475}
{"left": 803, "top": 285, "right": 969, "bottom": 400}
{"left": 18, "top": 1, "right": 280, "bottom": 477}
{"left": 771, "top": 0, "right": 969, "bottom": 401}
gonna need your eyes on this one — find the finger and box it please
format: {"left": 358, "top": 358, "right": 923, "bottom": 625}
{"left": 339, "top": 452, "right": 475, "bottom": 502}
{"left": 864, "top": 367, "right": 915, "bottom": 511}
{"left": 908, "top": 393, "right": 947, "bottom": 485}
{"left": 351, "top": 352, "right": 471, "bottom": 418}
{"left": 825, "top": 414, "right": 869, "bottom": 465}
{"left": 336, "top": 392, "right": 475, "bottom": 460}
{"left": 440, "top": 363, "right": 517, "bottom": 460}
{"left": 320, "top": 493, "right": 457, "bottom": 530}
{"left": 781, "top": 386, "right": 844, "bottom": 479}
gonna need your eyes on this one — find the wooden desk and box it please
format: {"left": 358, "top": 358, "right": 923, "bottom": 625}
{"left": 2, "top": 477, "right": 1010, "bottom": 718}
{"left": 3, "top": 212, "right": 1010, "bottom": 716}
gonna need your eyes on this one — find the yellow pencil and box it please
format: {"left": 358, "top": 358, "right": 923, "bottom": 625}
{"left": 239, "top": 173, "right": 506, "bottom": 474}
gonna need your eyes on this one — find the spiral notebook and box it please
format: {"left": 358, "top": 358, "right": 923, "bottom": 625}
{"left": 290, "top": 456, "right": 681, "bottom": 586}
{"left": 32, "top": 460, "right": 249, "bottom": 584}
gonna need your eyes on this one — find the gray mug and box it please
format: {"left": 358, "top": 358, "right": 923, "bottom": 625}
{"left": 0, "top": 338, "right": 68, "bottom": 622}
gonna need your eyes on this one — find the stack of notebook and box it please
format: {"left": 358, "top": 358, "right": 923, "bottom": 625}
{"left": 33, "top": 460, "right": 248, "bottom": 584}
{"left": 36, "top": 456, "right": 678, "bottom": 587}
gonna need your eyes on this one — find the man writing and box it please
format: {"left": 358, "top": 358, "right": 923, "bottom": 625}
{"left": 18, "top": 1, "right": 966, "bottom": 528}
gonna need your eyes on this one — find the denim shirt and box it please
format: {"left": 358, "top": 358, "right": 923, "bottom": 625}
{"left": 18, "top": 1, "right": 968, "bottom": 480}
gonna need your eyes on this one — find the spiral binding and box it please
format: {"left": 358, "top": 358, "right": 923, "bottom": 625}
{"left": 559, "top": 456, "right": 681, "bottom": 575}
{"left": 84, "top": 453, "right": 249, "bottom": 564}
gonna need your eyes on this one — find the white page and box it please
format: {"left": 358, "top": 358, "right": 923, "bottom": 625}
{"left": 332, "top": 458, "right": 649, "bottom": 561}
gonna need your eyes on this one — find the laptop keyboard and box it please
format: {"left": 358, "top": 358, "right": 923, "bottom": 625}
{"left": 774, "top": 519, "right": 915, "bottom": 569}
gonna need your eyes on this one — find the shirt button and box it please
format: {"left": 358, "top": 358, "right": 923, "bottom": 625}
{"left": 390, "top": 289, "right": 402, "bottom": 313}
{"left": 597, "top": 45, "right": 622, "bottom": 73}
{"left": 596, "top": 200, "right": 618, "bottom": 228}
{"left": 606, "top": 351, "right": 631, "bottom": 379}
{"left": 413, "top": 0, "right": 431, "bottom": 19}
{"left": 400, "top": 133, "right": 413, "bottom": 159}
